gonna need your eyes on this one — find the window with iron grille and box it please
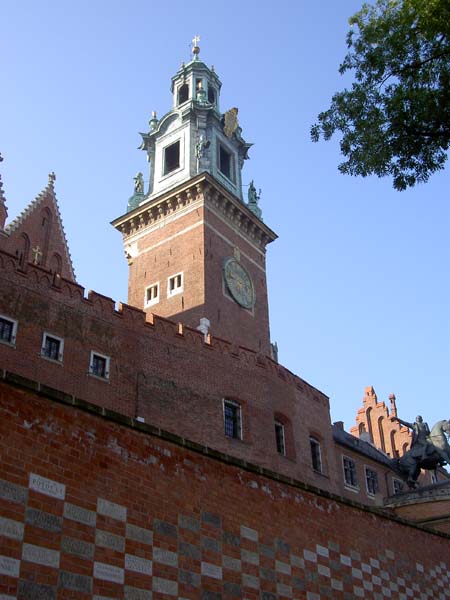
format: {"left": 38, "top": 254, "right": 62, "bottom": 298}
{"left": 223, "top": 400, "right": 241, "bottom": 439}
{"left": 90, "top": 352, "right": 110, "bottom": 380}
{"left": 42, "top": 333, "right": 63, "bottom": 362}
{"left": 365, "top": 467, "right": 379, "bottom": 495}
{"left": 310, "top": 437, "right": 322, "bottom": 473}
{"left": 0, "top": 316, "right": 17, "bottom": 345}
{"left": 343, "top": 456, "right": 358, "bottom": 488}
{"left": 275, "top": 421, "right": 286, "bottom": 455}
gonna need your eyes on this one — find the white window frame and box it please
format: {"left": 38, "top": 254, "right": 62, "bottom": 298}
{"left": 144, "top": 282, "right": 160, "bottom": 308}
{"left": 309, "top": 436, "right": 323, "bottom": 473}
{"left": 343, "top": 455, "right": 359, "bottom": 490}
{"left": 0, "top": 314, "right": 18, "bottom": 346}
{"left": 364, "top": 466, "right": 379, "bottom": 496}
{"left": 41, "top": 332, "right": 64, "bottom": 363}
{"left": 223, "top": 399, "right": 242, "bottom": 440}
{"left": 167, "top": 272, "right": 183, "bottom": 298}
{"left": 89, "top": 351, "right": 110, "bottom": 381}
{"left": 275, "top": 420, "right": 286, "bottom": 456}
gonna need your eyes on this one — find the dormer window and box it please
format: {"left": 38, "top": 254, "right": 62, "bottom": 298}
{"left": 163, "top": 141, "right": 180, "bottom": 175}
{"left": 208, "top": 87, "right": 216, "bottom": 105}
{"left": 178, "top": 84, "right": 189, "bottom": 105}
{"left": 218, "top": 144, "right": 233, "bottom": 181}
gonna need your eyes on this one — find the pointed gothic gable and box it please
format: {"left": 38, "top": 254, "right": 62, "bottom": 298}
{"left": 0, "top": 173, "right": 76, "bottom": 281}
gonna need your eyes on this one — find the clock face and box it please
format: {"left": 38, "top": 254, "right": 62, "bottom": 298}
{"left": 223, "top": 257, "right": 255, "bottom": 309}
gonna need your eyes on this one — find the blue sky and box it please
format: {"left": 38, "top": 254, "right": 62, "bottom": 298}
{"left": 1, "top": 0, "right": 449, "bottom": 432}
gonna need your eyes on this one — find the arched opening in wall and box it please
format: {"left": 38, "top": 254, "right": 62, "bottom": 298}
{"left": 366, "top": 407, "right": 374, "bottom": 442}
{"left": 208, "top": 87, "right": 216, "bottom": 104}
{"left": 378, "top": 417, "right": 386, "bottom": 453}
{"left": 49, "top": 253, "right": 62, "bottom": 275}
{"left": 16, "top": 233, "right": 30, "bottom": 269}
{"left": 390, "top": 430, "right": 398, "bottom": 458}
{"left": 402, "top": 442, "right": 409, "bottom": 456}
{"left": 273, "top": 412, "right": 296, "bottom": 460}
{"left": 178, "top": 84, "right": 189, "bottom": 105}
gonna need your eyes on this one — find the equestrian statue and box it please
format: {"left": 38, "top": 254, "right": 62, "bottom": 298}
{"left": 391, "top": 415, "right": 450, "bottom": 489}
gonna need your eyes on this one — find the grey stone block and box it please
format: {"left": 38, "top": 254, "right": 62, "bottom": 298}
{"left": 350, "top": 549, "right": 361, "bottom": 562}
{"left": 240, "top": 525, "right": 258, "bottom": 542}
{"left": 260, "top": 568, "right": 276, "bottom": 582}
{"left": 223, "top": 582, "right": 241, "bottom": 597}
{"left": 202, "top": 511, "right": 221, "bottom": 528}
{"left": 292, "top": 576, "right": 306, "bottom": 591}
{"left": 126, "top": 523, "right": 153, "bottom": 545}
{"left": 306, "top": 593, "right": 320, "bottom": 600}
{"left": 64, "top": 502, "right": 96, "bottom": 527}
{"left": 97, "top": 497, "right": 127, "bottom": 521}
{"left": 202, "top": 536, "right": 221, "bottom": 553}
{"left": 222, "top": 555, "right": 241, "bottom": 571}
{"left": 93, "top": 562, "right": 124, "bottom": 584}
{"left": 262, "top": 593, "right": 276, "bottom": 600}
{"left": 179, "top": 541, "right": 201, "bottom": 560}
{"left": 95, "top": 529, "right": 125, "bottom": 552}
{"left": 22, "top": 543, "right": 60, "bottom": 568}
{"left": 152, "top": 577, "right": 178, "bottom": 596}
{"left": 178, "top": 514, "right": 200, "bottom": 532}
{"left": 319, "top": 585, "right": 332, "bottom": 598}
{"left": 277, "top": 583, "right": 293, "bottom": 598}
{"left": 29, "top": 473, "right": 65, "bottom": 500}
{"left": 241, "top": 548, "right": 259, "bottom": 565}
{"left": 25, "top": 508, "right": 62, "bottom": 533}
{"left": 201, "top": 592, "right": 221, "bottom": 600}
{"left": 276, "top": 559, "right": 291, "bottom": 575}
{"left": 0, "top": 478, "right": 27, "bottom": 505}
{"left": 58, "top": 571, "right": 92, "bottom": 594}
{"left": 61, "top": 535, "right": 95, "bottom": 560}
{"left": 153, "top": 547, "right": 177, "bottom": 567}
{"left": 201, "top": 561, "right": 222, "bottom": 579}
{"left": 124, "top": 586, "right": 152, "bottom": 600}
{"left": 222, "top": 531, "right": 240, "bottom": 547}
{"left": 260, "top": 544, "right": 275, "bottom": 558}
{"left": 0, "top": 595, "right": 16, "bottom": 600}
{"left": 275, "top": 537, "right": 290, "bottom": 555}
{"left": 0, "top": 516, "right": 24, "bottom": 540}
{"left": 125, "top": 553, "right": 152, "bottom": 575}
{"left": 179, "top": 569, "right": 201, "bottom": 587}
{"left": 290, "top": 554, "right": 305, "bottom": 569}
{"left": 153, "top": 519, "right": 177, "bottom": 538}
{"left": 318, "top": 564, "right": 331, "bottom": 578}
{"left": 0, "top": 554, "right": 20, "bottom": 577}
{"left": 316, "top": 544, "right": 329, "bottom": 558}
{"left": 17, "top": 581, "right": 56, "bottom": 600}
{"left": 242, "top": 573, "right": 259, "bottom": 589}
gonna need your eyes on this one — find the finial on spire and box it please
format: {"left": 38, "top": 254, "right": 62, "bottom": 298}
{"left": 192, "top": 35, "right": 200, "bottom": 59}
{"left": 48, "top": 172, "right": 56, "bottom": 187}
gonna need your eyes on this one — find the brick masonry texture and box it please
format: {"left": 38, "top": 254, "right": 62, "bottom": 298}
{"left": 0, "top": 383, "right": 449, "bottom": 599}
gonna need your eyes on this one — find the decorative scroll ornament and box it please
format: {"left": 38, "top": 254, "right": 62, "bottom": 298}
{"left": 223, "top": 107, "right": 239, "bottom": 139}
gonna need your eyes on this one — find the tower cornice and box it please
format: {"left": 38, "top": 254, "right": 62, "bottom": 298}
{"left": 111, "top": 172, "right": 277, "bottom": 252}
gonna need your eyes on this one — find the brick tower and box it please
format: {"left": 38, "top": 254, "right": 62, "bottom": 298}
{"left": 112, "top": 40, "right": 277, "bottom": 355}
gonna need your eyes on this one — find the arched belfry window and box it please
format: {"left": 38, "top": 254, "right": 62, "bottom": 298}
{"left": 178, "top": 84, "right": 189, "bottom": 105}
{"left": 208, "top": 87, "right": 216, "bottom": 105}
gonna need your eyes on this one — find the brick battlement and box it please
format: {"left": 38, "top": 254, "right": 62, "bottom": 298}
{"left": 0, "top": 249, "right": 337, "bottom": 493}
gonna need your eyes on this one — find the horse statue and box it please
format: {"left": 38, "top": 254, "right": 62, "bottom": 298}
{"left": 391, "top": 417, "right": 450, "bottom": 489}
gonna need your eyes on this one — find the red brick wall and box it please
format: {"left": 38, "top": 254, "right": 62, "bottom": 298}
{"left": 0, "top": 250, "right": 337, "bottom": 495}
{"left": 0, "top": 382, "right": 449, "bottom": 599}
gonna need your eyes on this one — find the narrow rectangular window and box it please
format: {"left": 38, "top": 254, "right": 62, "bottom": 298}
{"left": 167, "top": 273, "right": 183, "bottom": 297}
{"left": 145, "top": 283, "right": 159, "bottom": 307}
{"left": 89, "top": 351, "right": 110, "bottom": 380}
{"left": 275, "top": 421, "right": 285, "bottom": 455}
{"left": 393, "top": 479, "right": 404, "bottom": 494}
{"left": 163, "top": 140, "right": 180, "bottom": 175}
{"left": 42, "top": 333, "right": 64, "bottom": 362}
{"left": 223, "top": 400, "right": 241, "bottom": 439}
{"left": 343, "top": 457, "right": 358, "bottom": 488}
{"left": 365, "top": 467, "right": 379, "bottom": 495}
{"left": 0, "top": 315, "right": 18, "bottom": 345}
{"left": 219, "top": 144, "right": 232, "bottom": 180}
{"left": 310, "top": 437, "right": 322, "bottom": 473}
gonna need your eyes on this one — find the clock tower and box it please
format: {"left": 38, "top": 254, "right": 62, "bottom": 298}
{"left": 112, "top": 41, "right": 277, "bottom": 355}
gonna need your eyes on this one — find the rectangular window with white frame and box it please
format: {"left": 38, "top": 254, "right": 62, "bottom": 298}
{"left": 144, "top": 282, "right": 159, "bottom": 307}
{"left": 223, "top": 399, "right": 242, "bottom": 440}
{"left": 275, "top": 421, "right": 286, "bottom": 456}
{"left": 89, "top": 351, "right": 110, "bottom": 380}
{"left": 167, "top": 272, "right": 183, "bottom": 297}
{"left": 310, "top": 437, "right": 322, "bottom": 473}
{"left": 0, "top": 315, "right": 18, "bottom": 346}
{"left": 365, "top": 466, "right": 379, "bottom": 496}
{"left": 343, "top": 456, "right": 358, "bottom": 488}
{"left": 41, "top": 332, "right": 64, "bottom": 363}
